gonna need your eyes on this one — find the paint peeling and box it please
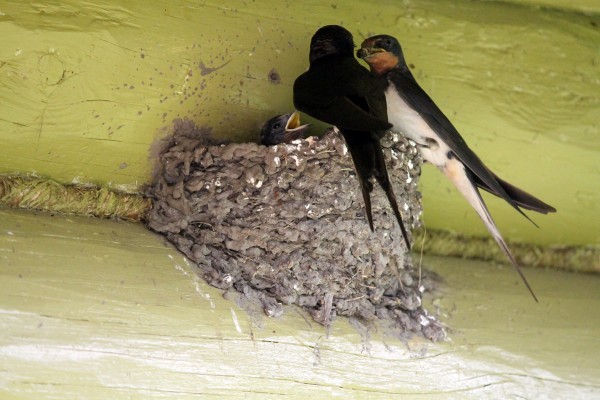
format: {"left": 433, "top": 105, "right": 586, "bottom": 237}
{"left": 230, "top": 308, "right": 242, "bottom": 334}
{"left": 198, "top": 60, "right": 231, "bottom": 76}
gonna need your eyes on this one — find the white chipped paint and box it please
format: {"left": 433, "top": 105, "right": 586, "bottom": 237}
{"left": 170, "top": 255, "right": 215, "bottom": 309}
{"left": 0, "top": 306, "right": 589, "bottom": 398}
{"left": 1, "top": 339, "right": 569, "bottom": 398}
{"left": 0, "top": 344, "right": 105, "bottom": 363}
{"left": 230, "top": 308, "right": 242, "bottom": 334}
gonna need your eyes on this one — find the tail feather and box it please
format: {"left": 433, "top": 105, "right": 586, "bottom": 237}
{"left": 372, "top": 141, "right": 411, "bottom": 250}
{"left": 443, "top": 159, "right": 538, "bottom": 302}
{"left": 473, "top": 171, "right": 557, "bottom": 219}
{"left": 344, "top": 133, "right": 376, "bottom": 233}
{"left": 358, "top": 176, "right": 375, "bottom": 232}
{"left": 344, "top": 131, "right": 411, "bottom": 249}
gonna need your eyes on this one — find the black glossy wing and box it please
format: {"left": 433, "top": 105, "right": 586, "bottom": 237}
{"left": 474, "top": 172, "right": 556, "bottom": 214}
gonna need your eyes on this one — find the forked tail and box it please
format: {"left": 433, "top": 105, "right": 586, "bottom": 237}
{"left": 443, "top": 158, "right": 538, "bottom": 302}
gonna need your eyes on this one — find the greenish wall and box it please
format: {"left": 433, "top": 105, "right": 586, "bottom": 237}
{"left": 0, "top": 0, "right": 598, "bottom": 247}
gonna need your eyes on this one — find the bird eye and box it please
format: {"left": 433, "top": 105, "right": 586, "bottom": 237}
{"left": 273, "top": 122, "right": 281, "bottom": 129}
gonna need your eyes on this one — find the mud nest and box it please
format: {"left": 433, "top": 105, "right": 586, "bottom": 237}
{"left": 146, "top": 120, "right": 444, "bottom": 341}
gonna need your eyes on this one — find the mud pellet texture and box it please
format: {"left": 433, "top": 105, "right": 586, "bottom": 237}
{"left": 146, "top": 122, "right": 444, "bottom": 341}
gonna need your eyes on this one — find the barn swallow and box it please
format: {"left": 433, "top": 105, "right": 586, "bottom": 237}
{"left": 260, "top": 111, "right": 310, "bottom": 146}
{"left": 293, "top": 25, "right": 411, "bottom": 249}
{"left": 358, "top": 35, "right": 556, "bottom": 301}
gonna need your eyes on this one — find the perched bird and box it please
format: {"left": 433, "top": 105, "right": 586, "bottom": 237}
{"left": 260, "top": 111, "right": 310, "bottom": 146}
{"left": 358, "top": 35, "right": 556, "bottom": 301}
{"left": 293, "top": 25, "right": 411, "bottom": 249}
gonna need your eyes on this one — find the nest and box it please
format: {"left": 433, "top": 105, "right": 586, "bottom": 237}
{"left": 145, "top": 121, "right": 445, "bottom": 341}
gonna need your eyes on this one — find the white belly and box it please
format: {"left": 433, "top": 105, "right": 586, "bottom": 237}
{"left": 385, "top": 86, "right": 450, "bottom": 168}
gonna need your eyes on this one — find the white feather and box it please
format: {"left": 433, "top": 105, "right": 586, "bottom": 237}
{"left": 385, "top": 86, "right": 450, "bottom": 168}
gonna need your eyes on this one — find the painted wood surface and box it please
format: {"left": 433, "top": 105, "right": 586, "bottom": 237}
{"left": 1, "top": 207, "right": 598, "bottom": 398}
{"left": 0, "top": 1, "right": 599, "bottom": 248}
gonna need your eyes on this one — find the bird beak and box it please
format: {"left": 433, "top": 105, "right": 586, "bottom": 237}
{"left": 357, "top": 46, "right": 385, "bottom": 60}
{"left": 285, "top": 111, "right": 310, "bottom": 132}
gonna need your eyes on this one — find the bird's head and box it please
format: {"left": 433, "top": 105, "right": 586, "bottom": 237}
{"left": 260, "top": 111, "right": 310, "bottom": 146}
{"left": 357, "top": 35, "right": 405, "bottom": 75}
{"left": 309, "top": 25, "right": 355, "bottom": 64}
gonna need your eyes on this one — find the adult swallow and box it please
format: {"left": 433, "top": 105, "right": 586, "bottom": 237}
{"left": 358, "top": 35, "right": 556, "bottom": 301}
{"left": 293, "top": 25, "right": 411, "bottom": 249}
{"left": 260, "top": 111, "right": 310, "bottom": 146}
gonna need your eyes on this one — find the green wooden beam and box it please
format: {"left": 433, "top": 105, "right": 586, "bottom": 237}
{"left": 1, "top": 207, "right": 598, "bottom": 398}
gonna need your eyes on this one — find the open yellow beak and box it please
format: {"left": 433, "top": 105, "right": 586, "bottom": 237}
{"left": 285, "top": 111, "right": 310, "bottom": 131}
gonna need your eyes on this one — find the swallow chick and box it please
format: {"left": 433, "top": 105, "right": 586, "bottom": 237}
{"left": 260, "top": 111, "right": 310, "bottom": 146}
{"left": 358, "top": 35, "right": 557, "bottom": 301}
{"left": 293, "top": 25, "right": 411, "bottom": 249}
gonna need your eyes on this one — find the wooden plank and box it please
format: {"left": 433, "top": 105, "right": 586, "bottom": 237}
{"left": 0, "top": 1, "right": 599, "bottom": 247}
{"left": 1, "top": 207, "right": 598, "bottom": 398}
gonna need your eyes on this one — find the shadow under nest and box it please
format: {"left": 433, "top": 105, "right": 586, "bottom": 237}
{"left": 145, "top": 119, "right": 445, "bottom": 341}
